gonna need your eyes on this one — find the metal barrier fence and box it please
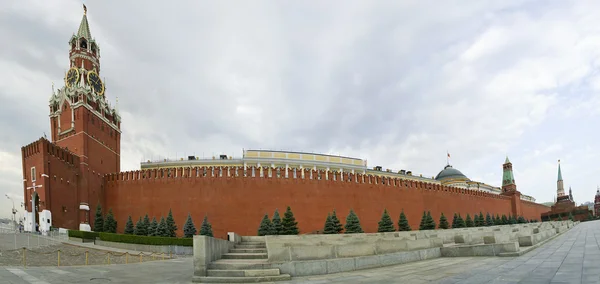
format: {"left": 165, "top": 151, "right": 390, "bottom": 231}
{"left": 0, "top": 229, "right": 67, "bottom": 250}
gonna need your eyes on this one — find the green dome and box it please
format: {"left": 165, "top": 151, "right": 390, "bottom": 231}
{"left": 435, "top": 165, "right": 469, "bottom": 181}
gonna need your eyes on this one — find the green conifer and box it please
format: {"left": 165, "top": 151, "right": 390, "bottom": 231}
{"left": 485, "top": 213, "right": 493, "bottom": 226}
{"left": 323, "top": 214, "right": 337, "bottom": 234}
{"left": 124, "top": 216, "right": 134, "bottom": 235}
{"left": 103, "top": 209, "right": 117, "bottom": 233}
{"left": 330, "top": 209, "right": 343, "bottom": 234}
{"left": 419, "top": 211, "right": 427, "bottom": 230}
{"left": 183, "top": 213, "right": 197, "bottom": 238}
{"left": 451, "top": 213, "right": 459, "bottom": 228}
{"left": 501, "top": 214, "right": 508, "bottom": 225}
{"left": 199, "top": 215, "right": 213, "bottom": 237}
{"left": 398, "top": 210, "right": 411, "bottom": 231}
{"left": 166, "top": 209, "right": 178, "bottom": 237}
{"left": 94, "top": 203, "right": 104, "bottom": 232}
{"left": 457, "top": 214, "right": 466, "bottom": 228}
{"left": 134, "top": 217, "right": 144, "bottom": 235}
{"left": 465, "top": 213, "right": 474, "bottom": 227}
{"left": 517, "top": 216, "right": 526, "bottom": 224}
{"left": 377, "top": 209, "right": 395, "bottom": 232}
{"left": 142, "top": 214, "right": 150, "bottom": 235}
{"left": 271, "top": 209, "right": 283, "bottom": 235}
{"left": 344, "top": 209, "right": 364, "bottom": 234}
{"left": 478, "top": 212, "right": 484, "bottom": 226}
{"left": 258, "top": 214, "right": 272, "bottom": 236}
{"left": 426, "top": 211, "right": 436, "bottom": 230}
{"left": 568, "top": 212, "right": 574, "bottom": 221}
{"left": 155, "top": 216, "right": 169, "bottom": 237}
{"left": 438, "top": 213, "right": 449, "bottom": 229}
{"left": 281, "top": 206, "right": 299, "bottom": 235}
{"left": 147, "top": 217, "right": 158, "bottom": 236}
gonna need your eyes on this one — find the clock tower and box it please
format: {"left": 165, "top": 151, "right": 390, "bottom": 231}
{"left": 49, "top": 5, "right": 121, "bottom": 176}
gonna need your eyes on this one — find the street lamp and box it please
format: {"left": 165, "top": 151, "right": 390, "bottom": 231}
{"left": 25, "top": 173, "right": 49, "bottom": 233}
{"left": 5, "top": 194, "right": 16, "bottom": 231}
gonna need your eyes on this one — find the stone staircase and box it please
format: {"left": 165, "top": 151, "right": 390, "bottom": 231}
{"left": 194, "top": 237, "right": 291, "bottom": 283}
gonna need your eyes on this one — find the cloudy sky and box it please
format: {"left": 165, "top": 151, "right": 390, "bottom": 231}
{"left": 1, "top": 0, "right": 600, "bottom": 219}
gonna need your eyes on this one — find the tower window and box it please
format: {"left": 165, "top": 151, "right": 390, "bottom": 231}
{"left": 80, "top": 39, "right": 87, "bottom": 49}
{"left": 31, "top": 167, "right": 36, "bottom": 182}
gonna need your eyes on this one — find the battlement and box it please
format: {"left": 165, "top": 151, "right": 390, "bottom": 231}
{"left": 104, "top": 166, "right": 512, "bottom": 201}
{"left": 21, "top": 137, "right": 80, "bottom": 167}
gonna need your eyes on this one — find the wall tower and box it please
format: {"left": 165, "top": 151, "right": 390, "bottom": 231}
{"left": 49, "top": 4, "right": 121, "bottom": 176}
{"left": 556, "top": 160, "right": 565, "bottom": 197}
{"left": 501, "top": 156, "right": 516, "bottom": 193}
{"left": 595, "top": 187, "right": 600, "bottom": 217}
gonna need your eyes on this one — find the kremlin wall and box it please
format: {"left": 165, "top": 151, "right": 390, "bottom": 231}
{"left": 20, "top": 7, "right": 556, "bottom": 239}
{"left": 103, "top": 165, "right": 550, "bottom": 239}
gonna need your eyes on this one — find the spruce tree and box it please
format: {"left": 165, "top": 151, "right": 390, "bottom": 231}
{"left": 142, "top": 214, "right": 150, "bottom": 235}
{"left": 451, "top": 213, "right": 459, "bottom": 228}
{"left": 517, "top": 216, "right": 526, "bottom": 224}
{"left": 478, "top": 212, "right": 484, "bottom": 226}
{"left": 124, "top": 216, "right": 134, "bottom": 235}
{"left": 509, "top": 215, "right": 517, "bottom": 225}
{"left": 465, "top": 214, "right": 474, "bottom": 227}
{"left": 426, "top": 211, "right": 436, "bottom": 230}
{"left": 473, "top": 214, "right": 480, "bottom": 227}
{"left": 166, "top": 209, "right": 178, "bottom": 237}
{"left": 271, "top": 209, "right": 283, "bottom": 235}
{"left": 183, "top": 213, "right": 197, "bottom": 238}
{"left": 377, "top": 209, "right": 395, "bottom": 232}
{"left": 323, "top": 214, "right": 337, "bottom": 234}
{"left": 103, "top": 209, "right": 117, "bottom": 233}
{"left": 457, "top": 214, "right": 466, "bottom": 228}
{"left": 94, "top": 203, "right": 104, "bottom": 232}
{"left": 330, "top": 209, "right": 343, "bottom": 234}
{"left": 134, "top": 217, "right": 144, "bottom": 236}
{"left": 419, "top": 211, "right": 427, "bottom": 230}
{"left": 438, "top": 213, "right": 449, "bottom": 229}
{"left": 485, "top": 213, "right": 494, "bottom": 226}
{"left": 281, "top": 206, "right": 299, "bottom": 235}
{"left": 258, "top": 214, "right": 272, "bottom": 236}
{"left": 398, "top": 210, "right": 411, "bottom": 231}
{"left": 155, "top": 217, "right": 169, "bottom": 237}
{"left": 344, "top": 209, "right": 364, "bottom": 234}
{"left": 501, "top": 214, "right": 508, "bottom": 225}
{"left": 199, "top": 216, "right": 213, "bottom": 237}
{"left": 495, "top": 214, "right": 501, "bottom": 225}
{"left": 557, "top": 213, "right": 563, "bottom": 221}
{"left": 568, "top": 212, "right": 574, "bottom": 221}
{"left": 148, "top": 217, "right": 158, "bottom": 236}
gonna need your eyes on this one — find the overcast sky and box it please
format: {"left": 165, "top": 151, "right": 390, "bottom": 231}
{"left": 1, "top": 0, "right": 600, "bottom": 219}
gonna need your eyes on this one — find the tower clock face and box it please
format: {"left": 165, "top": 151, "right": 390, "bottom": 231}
{"left": 87, "top": 71, "right": 104, "bottom": 96}
{"left": 65, "top": 68, "right": 79, "bottom": 88}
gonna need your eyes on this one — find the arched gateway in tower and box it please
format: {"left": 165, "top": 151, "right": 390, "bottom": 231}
{"left": 21, "top": 5, "right": 121, "bottom": 233}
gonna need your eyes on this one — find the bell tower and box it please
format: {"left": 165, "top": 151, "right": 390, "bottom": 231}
{"left": 49, "top": 4, "right": 121, "bottom": 176}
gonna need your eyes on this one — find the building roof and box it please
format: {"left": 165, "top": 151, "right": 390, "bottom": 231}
{"left": 434, "top": 164, "right": 469, "bottom": 181}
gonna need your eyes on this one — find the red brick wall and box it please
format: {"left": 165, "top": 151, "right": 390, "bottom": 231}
{"left": 104, "top": 167, "right": 550, "bottom": 239}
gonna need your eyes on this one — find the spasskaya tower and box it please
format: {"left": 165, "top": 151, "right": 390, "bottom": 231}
{"left": 49, "top": 4, "right": 121, "bottom": 175}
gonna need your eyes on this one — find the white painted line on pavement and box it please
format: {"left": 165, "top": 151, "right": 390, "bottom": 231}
{"left": 49, "top": 268, "right": 70, "bottom": 275}
{"left": 6, "top": 268, "right": 50, "bottom": 284}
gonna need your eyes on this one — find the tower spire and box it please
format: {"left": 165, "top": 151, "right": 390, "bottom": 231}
{"left": 556, "top": 160, "right": 565, "bottom": 196}
{"left": 501, "top": 156, "right": 516, "bottom": 192}
{"left": 77, "top": 5, "right": 92, "bottom": 40}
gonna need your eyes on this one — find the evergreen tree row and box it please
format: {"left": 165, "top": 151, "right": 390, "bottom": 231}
{"left": 95, "top": 204, "right": 214, "bottom": 238}
{"left": 257, "top": 206, "right": 300, "bottom": 236}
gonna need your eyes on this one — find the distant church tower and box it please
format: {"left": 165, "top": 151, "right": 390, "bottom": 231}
{"left": 501, "top": 156, "right": 517, "bottom": 192}
{"left": 48, "top": 4, "right": 121, "bottom": 175}
{"left": 557, "top": 160, "right": 565, "bottom": 197}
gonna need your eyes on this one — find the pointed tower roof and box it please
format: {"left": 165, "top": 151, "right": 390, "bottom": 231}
{"left": 557, "top": 160, "right": 563, "bottom": 181}
{"left": 77, "top": 4, "right": 92, "bottom": 40}
{"left": 505, "top": 156, "right": 510, "bottom": 164}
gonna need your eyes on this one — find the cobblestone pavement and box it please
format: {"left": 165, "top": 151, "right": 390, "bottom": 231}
{"left": 0, "top": 220, "right": 597, "bottom": 284}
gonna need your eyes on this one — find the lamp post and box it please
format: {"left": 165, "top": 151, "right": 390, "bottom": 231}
{"left": 5, "top": 194, "right": 16, "bottom": 231}
{"left": 25, "top": 174, "right": 48, "bottom": 233}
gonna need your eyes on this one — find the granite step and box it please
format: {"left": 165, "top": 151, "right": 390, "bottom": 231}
{"left": 192, "top": 274, "right": 291, "bottom": 283}
{"left": 207, "top": 269, "right": 280, "bottom": 277}
{"left": 229, "top": 248, "right": 267, "bottom": 253}
{"left": 235, "top": 243, "right": 267, "bottom": 249}
{"left": 221, "top": 253, "right": 267, "bottom": 260}
{"left": 208, "top": 260, "right": 268, "bottom": 270}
